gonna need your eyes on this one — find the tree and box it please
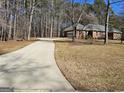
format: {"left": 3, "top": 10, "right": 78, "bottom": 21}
{"left": 93, "top": 0, "right": 107, "bottom": 25}
{"left": 28, "top": 0, "right": 35, "bottom": 40}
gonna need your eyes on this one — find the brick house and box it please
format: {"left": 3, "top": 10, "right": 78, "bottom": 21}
{"left": 64, "top": 24, "right": 122, "bottom": 40}
{"left": 83, "top": 24, "right": 105, "bottom": 39}
{"left": 108, "top": 28, "right": 122, "bottom": 40}
{"left": 64, "top": 23, "right": 85, "bottom": 39}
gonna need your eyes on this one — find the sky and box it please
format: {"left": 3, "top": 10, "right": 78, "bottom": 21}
{"left": 74, "top": 0, "right": 124, "bottom": 15}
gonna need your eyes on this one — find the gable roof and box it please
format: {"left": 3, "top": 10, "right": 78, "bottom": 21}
{"left": 109, "top": 28, "right": 122, "bottom": 33}
{"left": 64, "top": 23, "right": 84, "bottom": 32}
{"left": 83, "top": 24, "right": 122, "bottom": 33}
{"left": 83, "top": 24, "right": 105, "bottom": 32}
{"left": 64, "top": 23, "right": 122, "bottom": 33}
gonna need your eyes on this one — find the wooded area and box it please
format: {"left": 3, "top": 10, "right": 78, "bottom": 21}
{"left": 0, "top": 0, "right": 124, "bottom": 41}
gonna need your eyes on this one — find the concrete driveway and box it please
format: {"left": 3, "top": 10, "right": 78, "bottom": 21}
{"left": 0, "top": 39, "right": 74, "bottom": 92}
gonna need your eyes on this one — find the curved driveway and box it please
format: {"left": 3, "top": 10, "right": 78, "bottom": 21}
{"left": 0, "top": 40, "right": 74, "bottom": 92}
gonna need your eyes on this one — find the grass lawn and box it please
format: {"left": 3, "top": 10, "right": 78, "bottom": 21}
{"left": 55, "top": 40, "right": 124, "bottom": 92}
{"left": 0, "top": 39, "right": 35, "bottom": 55}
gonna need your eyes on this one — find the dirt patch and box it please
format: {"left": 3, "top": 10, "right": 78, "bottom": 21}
{"left": 55, "top": 41, "right": 124, "bottom": 92}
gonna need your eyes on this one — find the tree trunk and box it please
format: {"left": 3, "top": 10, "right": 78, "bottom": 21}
{"left": 13, "top": 14, "right": 17, "bottom": 40}
{"left": 104, "top": 0, "right": 110, "bottom": 44}
{"left": 28, "top": 0, "right": 35, "bottom": 40}
{"left": 8, "top": 14, "right": 13, "bottom": 40}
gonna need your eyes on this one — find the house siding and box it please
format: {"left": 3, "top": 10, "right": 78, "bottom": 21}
{"left": 113, "top": 33, "right": 121, "bottom": 40}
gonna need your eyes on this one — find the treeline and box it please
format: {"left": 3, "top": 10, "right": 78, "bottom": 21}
{"left": 0, "top": 0, "right": 123, "bottom": 41}
{"left": 0, "top": 0, "right": 65, "bottom": 41}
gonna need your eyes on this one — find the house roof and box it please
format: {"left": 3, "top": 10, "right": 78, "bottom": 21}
{"left": 109, "top": 28, "right": 122, "bottom": 33}
{"left": 83, "top": 24, "right": 122, "bottom": 33}
{"left": 83, "top": 24, "right": 105, "bottom": 32}
{"left": 64, "top": 23, "right": 122, "bottom": 33}
{"left": 64, "top": 23, "right": 84, "bottom": 32}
